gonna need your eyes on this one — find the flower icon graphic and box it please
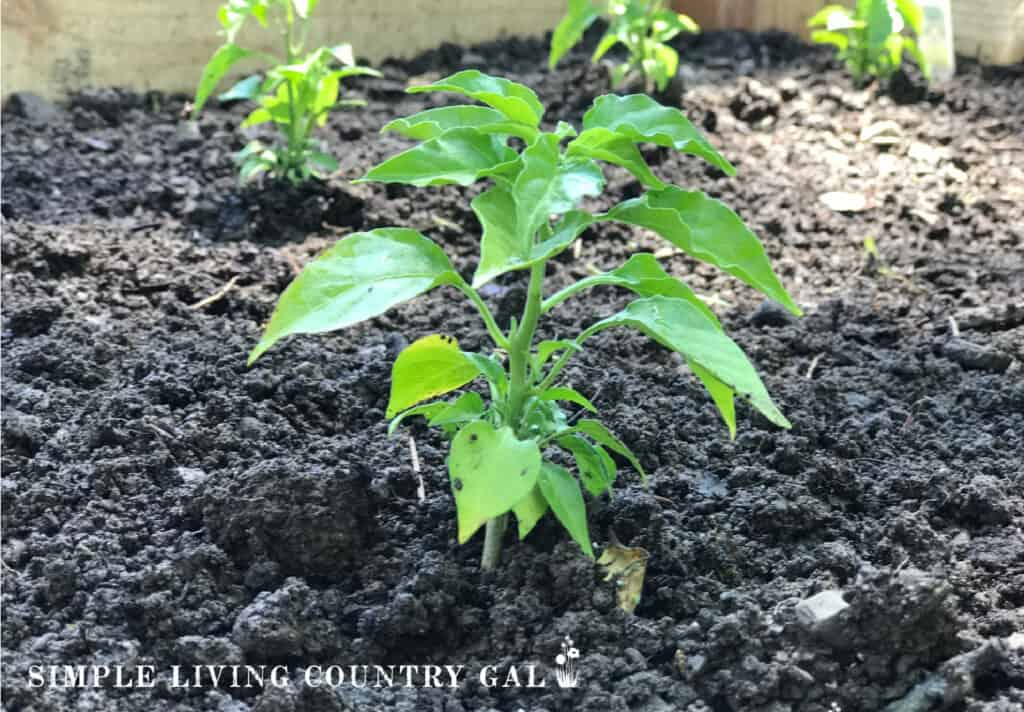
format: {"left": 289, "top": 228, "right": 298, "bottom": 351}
{"left": 555, "top": 636, "right": 580, "bottom": 688}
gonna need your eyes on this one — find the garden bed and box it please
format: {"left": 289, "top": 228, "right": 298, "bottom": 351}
{"left": 2, "top": 29, "right": 1023, "bottom": 712}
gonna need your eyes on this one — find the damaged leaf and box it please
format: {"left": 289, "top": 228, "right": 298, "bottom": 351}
{"left": 597, "top": 535, "right": 650, "bottom": 614}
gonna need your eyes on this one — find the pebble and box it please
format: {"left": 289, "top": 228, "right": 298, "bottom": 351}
{"left": 778, "top": 77, "right": 800, "bottom": 101}
{"left": 176, "top": 466, "right": 209, "bottom": 485}
{"left": 750, "top": 299, "right": 797, "bottom": 328}
{"left": 175, "top": 120, "right": 203, "bottom": 151}
{"left": 820, "top": 190, "right": 868, "bottom": 212}
{"left": 794, "top": 590, "right": 849, "bottom": 627}
{"left": 80, "top": 136, "right": 114, "bottom": 152}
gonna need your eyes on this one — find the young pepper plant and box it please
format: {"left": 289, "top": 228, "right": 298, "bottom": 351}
{"left": 808, "top": 0, "right": 929, "bottom": 85}
{"left": 248, "top": 71, "right": 801, "bottom": 570}
{"left": 192, "top": 0, "right": 380, "bottom": 184}
{"left": 549, "top": 0, "right": 699, "bottom": 93}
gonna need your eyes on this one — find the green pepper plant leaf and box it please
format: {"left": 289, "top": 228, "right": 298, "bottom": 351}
{"left": 549, "top": 0, "right": 699, "bottom": 93}
{"left": 808, "top": 0, "right": 930, "bottom": 85}
{"left": 193, "top": 0, "right": 381, "bottom": 184}
{"left": 250, "top": 73, "right": 801, "bottom": 570}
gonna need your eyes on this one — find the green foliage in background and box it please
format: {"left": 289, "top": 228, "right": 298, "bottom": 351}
{"left": 249, "top": 72, "right": 801, "bottom": 569}
{"left": 549, "top": 0, "right": 699, "bottom": 93}
{"left": 193, "top": 0, "right": 380, "bottom": 184}
{"left": 809, "top": 0, "right": 930, "bottom": 84}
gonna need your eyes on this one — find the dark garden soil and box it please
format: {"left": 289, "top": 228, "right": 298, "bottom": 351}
{"left": 3, "top": 27, "right": 1024, "bottom": 712}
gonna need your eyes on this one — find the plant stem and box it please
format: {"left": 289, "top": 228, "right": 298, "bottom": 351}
{"left": 480, "top": 513, "right": 508, "bottom": 571}
{"left": 283, "top": 2, "right": 300, "bottom": 170}
{"left": 506, "top": 262, "right": 545, "bottom": 429}
{"left": 480, "top": 262, "right": 544, "bottom": 571}
{"left": 537, "top": 341, "right": 580, "bottom": 391}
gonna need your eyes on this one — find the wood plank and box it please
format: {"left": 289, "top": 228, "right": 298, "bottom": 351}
{"left": 1, "top": 0, "right": 565, "bottom": 100}
{"left": 675, "top": 0, "right": 1023, "bottom": 63}
{"left": 951, "top": 0, "right": 1024, "bottom": 64}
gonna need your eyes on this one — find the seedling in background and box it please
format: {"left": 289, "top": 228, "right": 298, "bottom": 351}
{"left": 809, "top": 0, "right": 930, "bottom": 85}
{"left": 248, "top": 71, "right": 800, "bottom": 570}
{"left": 192, "top": 0, "right": 380, "bottom": 184}
{"left": 550, "top": 0, "right": 699, "bottom": 93}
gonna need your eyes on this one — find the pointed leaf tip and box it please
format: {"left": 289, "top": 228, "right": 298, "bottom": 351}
{"left": 582, "top": 94, "right": 736, "bottom": 175}
{"left": 406, "top": 70, "right": 544, "bottom": 127}
{"left": 250, "top": 228, "right": 457, "bottom": 361}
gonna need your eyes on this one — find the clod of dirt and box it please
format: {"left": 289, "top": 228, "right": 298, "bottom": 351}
{"left": 953, "top": 304, "right": 1024, "bottom": 332}
{"left": 69, "top": 87, "right": 143, "bottom": 126}
{"left": 945, "top": 474, "right": 1014, "bottom": 526}
{"left": 172, "top": 635, "right": 245, "bottom": 666}
{"left": 943, "top": 337, "right": 1013, "bottom": 372}
{"left": 882, "top": 638, "right": 1012, "bottom": 712}
{"left": 175, "top": 120, "right": 204, "bottom": 151}
{"left": 816, "top": 566, "right": 959, "bottom": 658}
{"left": 5, "top": 297, "right": 63, "bottom": 336}
{"left": 1, "top": 411, "right": 47, "bottom": 457}
{"left": 194, "top": 463, "right": 374, "bottom": 581}
{"left": 4, "top": 92, "right": 61, "bottom": 126}
{"left": 231, "top": 578, "right": 341, "bottom": 661}
{"left": 729, "top": 79, "right": 783, "bottom": 123}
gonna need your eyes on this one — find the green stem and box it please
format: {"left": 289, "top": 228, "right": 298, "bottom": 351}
{"left": 283, "top": 2, "right": 301, "bottom": 169}
{"left": 480, "top": 262, "right": 544, "bottom": 571}
{"left": 506, "top": 263, "right": 545, "bottom": 430}
{"left": 480, "top": 514, "right": 508, "bottom": 571}
{"left": 541, "top": 275, "right": 602, "bottom": 314}
{"left": 537, "top": 339, "right": 581, "bottom": 391}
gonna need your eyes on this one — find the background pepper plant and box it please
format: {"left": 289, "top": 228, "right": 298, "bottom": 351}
{"left": 549, "top": 0, "right": 699, "bottom": 93}
{"left": 248, "top": 71, "right": 802, "bottom": 570}
{"left": 808, "top": 0, "right": 929, "bottom": 85}
{"left": 192, "top": 0, "right": 380, "bottom": 184}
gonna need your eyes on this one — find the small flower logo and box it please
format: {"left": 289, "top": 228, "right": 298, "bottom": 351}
{"left": 554, "top": 635, "right": 580, "bottom": 688}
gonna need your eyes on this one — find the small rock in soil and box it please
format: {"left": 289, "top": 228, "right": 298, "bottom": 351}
{"left": 795, "top": 590, "right": 849, "bottom": 627}
{"left": 750, "top": 299, "right": 796, "bottom": 328}
{"left": 778, "top": 77, "right": 800, "bottom": 101}
{"left": 860, "top": 119, "right": 903, "bottom": 145}
{"left": 730, "top": 79, "right": 782, "bottom": 123}
{"left": 79, "top": 136, "right": 114, "bottom": 152}
{"left": 175, "top": 121, "right": 203, "bottom": 151}
{"left": 5, "top": 92, "right": 61, "bottom": 125}
{"left": 820, "top": 191, "right": 869, "bottom": 212}
{"left": 943, "top": 337, "right": 1012, "bottom": 372}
